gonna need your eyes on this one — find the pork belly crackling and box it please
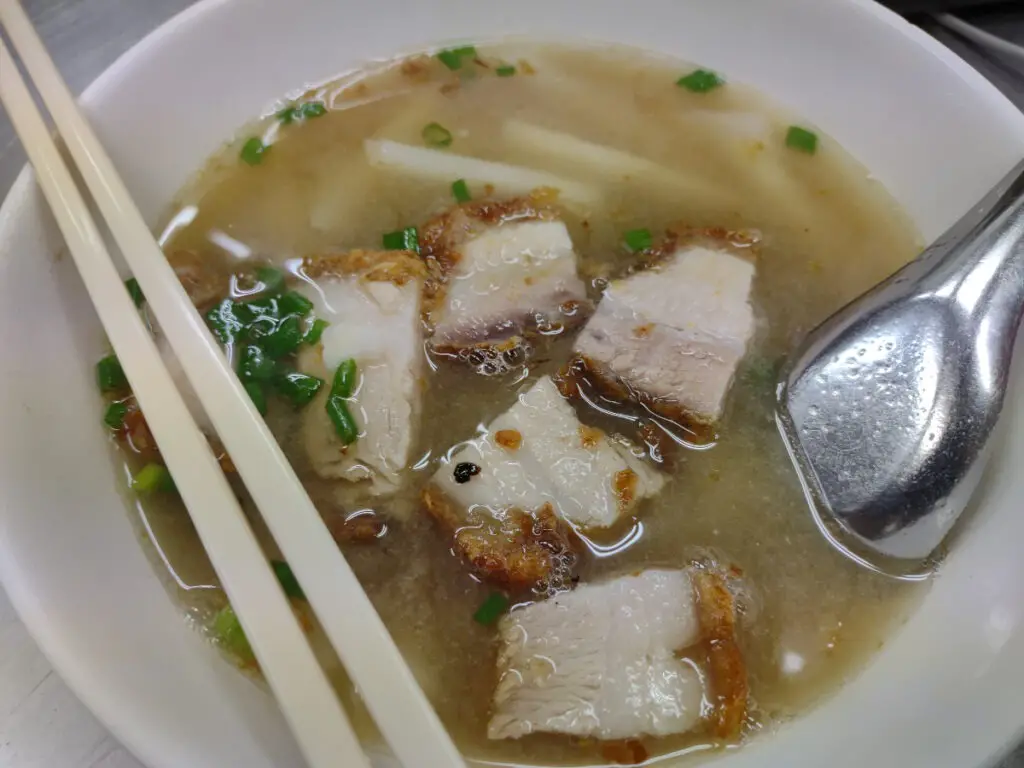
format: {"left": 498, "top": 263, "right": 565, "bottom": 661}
{"left": 490, "top": 568, "right": 749, "bottom": 742}
{"left": 423, "top": 376, "right": 663, "bottom": 591}
{"left": 420, "top": 197, "right": 590, "bottom": 370}
{"left": 296, "top": 249, "right": 426, "bottom": 495}
{"left": 571, "top": 233, "right": 756, "bottom": 433}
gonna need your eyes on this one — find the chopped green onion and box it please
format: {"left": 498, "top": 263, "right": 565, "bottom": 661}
{"left": 238, "top": 345, "right": 277, "bottom": 381}
{"left": 473, "top": 591, "right": 510, "bottom": 625}
{"left": 326, "top": 395, "right": 359, "bottom": 444}
{"left": 275, "top": 370, "right": 324, "bottom": 407}
{"left": 332, "top": 358, "right": 358, "bottom": 398}
{"left": 244, "top": 314, "right": 278, "bottom": 346}
{"left": 436, "top": 49, "right": 463, "bottom": 70}
{"left": 243, "top": 299, "right": 280, "bottom": 346}
{"left": 255, "top": 266, "right": 286, "bottom": 295}
{"left": 276, "top": 106, "right": 299, "bottom": 124}
{"left": 785, "top": 126, "right": 818, "bottom": 155}
{"left": 299, "top": 102, "right": 327, "bottom": 119}
{"left": 271, "top": 560, "right": 306, "bottom": 600}
{"left": 422, "top": 122, "right": 453, "bottom": 148}
{"left": 244, "top": 381, "right": 268, "bottom": 415}
{"left": 623, "top": 228, "right": 653, "bottom": 252}
{"left": 381, "top": 226, "right": 420, "bottom": 253}
{"left": 132, "top": 463, "right": 175, "bottom": 493}
{"left": 451, "top": 178, "right": 471, "bottom": 203}
{"left": 676, "top": 69, "right": 724, "bottom": 93}
{"left": 240, "top": 137, "right": 269, "bottom": 166}
{"left": 212, "top": 605, "right": 254, "bottom": 665}
{"left": 278, "top": 101, "right": 328, "bottom": 123}
{"left": 261, "top": 315, "right": 303, "bottom": 357}
{"left": 437, "top": 45, "right": 477, "bottom": 70}
{"left": 495, "top": 65, "right": 516, "bottom": 77}
{"left": 205, "top": 299, "right": 252, "bottom": 346}
{"left": 302, "top": 317, "right": 329, "bottom": 346}
{"left": 96, "top": 354, "right": 128, "bottom": 392}
{"left": 278, "top": 290, "right": 314, "bottom": 317}
{"left": 125, "top": 278, "right": 144, "bottom": 308}
{"left": 103, "top": 401, "right": 129, "bottom": 429}
{"left": 244, "top": 295, "right": 280, "bottom": 319}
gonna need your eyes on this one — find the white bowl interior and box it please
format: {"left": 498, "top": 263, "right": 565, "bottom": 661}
{"left": 1, "top": 1, "right": 1023, "bottom": 767}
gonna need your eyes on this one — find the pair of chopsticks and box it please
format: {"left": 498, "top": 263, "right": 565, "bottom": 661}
{"left": 0, "top": 1, "right": 464, "bottom": 766}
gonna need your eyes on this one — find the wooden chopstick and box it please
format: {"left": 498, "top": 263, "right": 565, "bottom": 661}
{"left": 0, "top": 1, "right": 464, "bottom": 765}
{"left": 0, "top": 33, "right": 370, "bottom": 768}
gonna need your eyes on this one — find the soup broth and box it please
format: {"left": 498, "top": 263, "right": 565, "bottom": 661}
{"left": 115, "top": 42, "right": 926, "bottom": 765}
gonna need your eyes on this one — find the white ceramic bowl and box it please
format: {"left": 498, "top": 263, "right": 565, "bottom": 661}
{"left": 2, "top": 1, "right": 1024, "bottom": 766}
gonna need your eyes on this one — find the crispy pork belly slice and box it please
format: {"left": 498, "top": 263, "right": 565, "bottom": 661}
{"left": 422, "top": 489, "right": 575, "bottom": 592}
{"left": 489, "top": 569, "right": 704, "bottom": 741}
{"left": 490, "top": 568, "right": 749, "bottom": 742}
{"left": 296, "top": 250, "right": 426, "bottom": 494}
{"left": 424, "top": 376, "right": 662, "bottom": 588}
{"left": 420, "top": 197, "right": 589, "bottom": 354}
{"left": 692, "top": 569, "right": 749, "bottom": 739}
{"left": 431, "top": 376, "right": 662, "bottom": 528}
{"left": 573, "top": 241, "right": 756, "bottom": 426}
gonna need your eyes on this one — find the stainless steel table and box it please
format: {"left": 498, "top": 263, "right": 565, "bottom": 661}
{"left": 0, "top": 2, "right": 1023, "bottom": 767}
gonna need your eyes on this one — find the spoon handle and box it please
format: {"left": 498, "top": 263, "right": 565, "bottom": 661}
{"left": 912, "top": 157, "right": 1024, "bottom": 349}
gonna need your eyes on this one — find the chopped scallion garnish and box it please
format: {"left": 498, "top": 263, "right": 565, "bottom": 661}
{"left": 132, "top": 463, "right": 175, "bottom": 493}
{"left": 243, "top": 314, "right": 278, "bottom": 346}
{"left": 437, "top": 49, "right": 463, "bottom": 70}
{"left": 278, "top": 290, "right": 314, "bottom": 317}
{"left": 422, "top": 121, "right": 453, "bottom": 148}
{"left": 244, "top": 381, "right": 268, "bottom": 415}
{"left": 238, "top": 345, "right": 277, "bottom": 382}
{"left": 623, "top": 228, "right": 653, "bottom": 253}
{"left": 473, "top": 591, "right": 510, "bottom": 625}
{"left": 212, "top": 605, "right": 254, "bottom": 665}
{"left": 206, "top": 299, "right": 251, "bottom": 346}
{"left": 436, "top": 45, "right": 477, "bottom": 70}
{"left": 125, "top": 278, "right": 144, "bottom": 308}
{"left": 495, "top": 65, "right": 516, "bottom": 77}
{"left": 326, "top": 395, "right": 359, "bottom": 445}
{"left": 676, "top": 69, "right": 724, "bottom": 93}
{"left": 244, "top": 294, "right": 279, "bottom": 319}
{"left": 255, "top": 266, "right": 286, "bottom": 295}
{"left": 300, "top": 102, "right": 327, "bottom": 119}
{"left": 332, "top": 358, "right": 358, "bottom": 398}
{"left": 277, "top": 101, "right": 328, "bottom": 123}
{"left": 275, "top": 370, "right": 323, "bottom": 408}
{"left": 271, "top": 560, "right": 306, "bottom": 600}
{"left": 451, "top": 178, "right": 471, "bottom": 203}
{"left": 261, "top": 315, "right": 303, "bottom": 357}
{"left": 97, "top": 354, "right": 127, "bottom": 393}
{"left": 103, "top": 401, "right": 129, "bottom": 429}
{"left": 785, "top": 125, "right": 818, "bottom": 155}
{"left": 240, "top": 137, "right": 269, "bottom": 166}
{"left": 302, "top": 317, "right": 329, "bottom": 346}
{"left": 381, "top": 226, "right": 420, "bottom": 253}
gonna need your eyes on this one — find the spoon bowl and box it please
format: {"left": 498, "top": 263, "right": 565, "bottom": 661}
{"left": 778, "top": 157, "right": 1024, "bottom": 570}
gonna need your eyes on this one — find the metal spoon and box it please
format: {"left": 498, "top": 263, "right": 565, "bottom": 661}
{"left": 777, "top": 158, "right": 1024, "bottom": 574}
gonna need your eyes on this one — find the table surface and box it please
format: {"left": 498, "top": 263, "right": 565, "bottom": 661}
{"left": 2, "top": 2, "right": 1024, "bottom": 767}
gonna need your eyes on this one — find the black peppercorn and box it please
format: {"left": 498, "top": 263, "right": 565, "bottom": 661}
{"left": 453, "top": 462, "right": 481, "bottom": 484}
